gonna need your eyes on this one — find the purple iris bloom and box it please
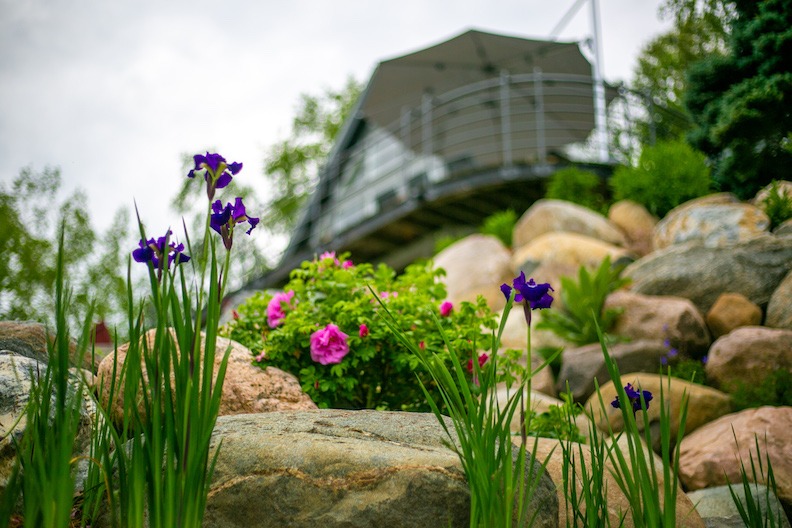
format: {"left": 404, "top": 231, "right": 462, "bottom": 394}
{"left": 611, "top": 383, "right": 653, "bottom": 414}
{"left": 210, "top": 197, "right": 260, "bottom": 250}
{"left": 132, "top": 231, "right": 190, "bottom": 277}
{"left": 187, "top": 152, "right": 243, "bottom": 200}
{"left": 500, "top": 272, "right": 553, "bottom": 324}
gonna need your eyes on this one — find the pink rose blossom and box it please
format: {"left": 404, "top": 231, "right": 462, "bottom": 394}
{"left": 319, "top": 251, "right": 336, "bottom": 260}
{"left": 439, "top": 301, "right": 453, "bottom": 317}
{"left": 359, "top": 324, "right": 369, "bottom": 338}
{"left": 310, "top": 324, "right": 349, "bottom": 365}
{"left": 466, "top": 353, "right": 489, "bottom": 374}
{"left": 267, "top": 290, "right": 295, "bottom": 328}
{"left": 342, "top": 260, "right": 354, "bottom": 269}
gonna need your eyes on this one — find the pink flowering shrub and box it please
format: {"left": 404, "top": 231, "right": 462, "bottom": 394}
{"left": 221, "top": 252, "right": 516, "bottom": 410}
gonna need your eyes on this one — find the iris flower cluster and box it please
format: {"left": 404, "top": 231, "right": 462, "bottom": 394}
{"left": 133, "top": 151, "right": 259, "bottom": 273}
{"left": 132, "top": 230, "right": 190, "bottom": 278}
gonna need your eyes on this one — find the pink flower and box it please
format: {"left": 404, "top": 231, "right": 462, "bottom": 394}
{"left": 466, "top": 353, "right": 489, "bottom": 374}
{"left": 342, "top": 260, "right": 354, "bottom": 269}
{"left": 439, "top": 301, "right": 453, "bottom": 317}
{"left": 254, "top": 350, "right": 266, "bottom": 362}
{"left": 310, "top": 324, "right": 349, "bottom": 365}
{"left": 267, "top": 290, "right": 295, "bottom": 328}
{"left": 319, "top": 251, "right": 341, "bottom": 265}
{"left": 359, "top": 324, "right": 369, "bottom": 338}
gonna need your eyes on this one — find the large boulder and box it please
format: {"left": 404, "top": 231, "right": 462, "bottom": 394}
{"left": 556, "top": 340, "right": 669, "bottom": 402}
{"left": 687, "top": 485, "right": 791, "bottom": 528}
{"left": 605, "top": 290, "right": 711, "bottom": 356}
{"left": 0, "top": 320, "right": 92, "bottom": 370}
{"left": 434, "top": 234, "right": 514, "bottom": 311}
{"left": 678, "top": 407, "right": 792, "bottom": 511}
{"left": 513, "top": 199, "right": 627, "bottom": 249}
{"left": 705, "top": 292, "right": 763, "bottom": 338}
{"left": 512, "top": 232, "right": 631, "bottom": 276}
{"left": 95, "top": 331, "right": 316, "bottom": 425}
{"left": 0, "top": 351, "right": 95, "bottom": 498}
{"left": 767, "top": 270, "right": 792, "bottom": 330}
{"left": 587, "top": 373, "right": 732, "bottom": 451}
{"left": 608, "top": 199, "right": 658, "bottom": 257}
{"left": 653, "top": 195, "right": 770, "bottom": 250}
{"left": 532, "top": 436, "right": 704, "bottom": 527}
{"left": 624, "top": 234, "right": 792, "bottom": 313}
{"left": 203, "top": 410, "right": 559, "bottom": 528}
{"left": 704, "top": 326, "right": 792, "bottom": 392}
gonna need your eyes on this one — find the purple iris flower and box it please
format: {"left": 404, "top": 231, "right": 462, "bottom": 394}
{"left": 187, "top": 152, "right": 243, "bottom": 200}
{"left": 132, "top": 231, "right": 190, "bottom": 277}
{"left": 210, "top": 197, "right": 260, "bottom": 250}
{"left": 500, "top": 272, "right": 553, "bottom": 324}
{"left": 611, "top": 383, "right": 653, "bottom": 414}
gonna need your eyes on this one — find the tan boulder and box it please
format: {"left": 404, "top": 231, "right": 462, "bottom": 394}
{"left": 434, "top": 234, "right": 514, "bottom": 311}
{"left": 605, "top": 290, "right": 711, "bottom": 356}
{"left": 705, "top": 292, "right": 763, "bottom": 338}
{"left": 767, "top": 269, "right": 792, "bottom": 330}
{"left": 0, "top": 320, "right": 93, "bottom": 370}
{"left": 587, "top": 373, "right": 732, "bottom": 451}
{"left": 511, "top": 232, "right": 632, "bottom": 311}
{"left": 496, "top": 389, "right": 595, "bottom": 440}
{"left": 653, "top": 194, "right": 770, "bottom": 250}
{"left": 753, "top": 180, "right": 792, "bottom": 205}
{"left": 704, "top": 326, "right": 792, "bottom": 392}
{"left": 531, "top": 436, "right": 704, "bottom": 527}
{"left": 608, "top": 199, "right": 658, "bottom": 256}
{"left": 678, "top": 406, "right": 792, "bottom": 511}
{"left": 95, "top": 330, "right": 316, "bottom": 425}
{"left": 513, "top": 199, "right": 627, "bottom": 249}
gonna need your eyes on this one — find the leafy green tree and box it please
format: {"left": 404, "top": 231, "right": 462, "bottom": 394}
{"left": 0, "top": 166, "right": 129, "bottom": 329}
{"left": 631, "top": 0, "right": 735, "bottom": 143}
{"left": 685, "top": 0, "right": 792, "bottom": 198}
{"left": 262, "top": 76, "right": 363, "bottom": 235}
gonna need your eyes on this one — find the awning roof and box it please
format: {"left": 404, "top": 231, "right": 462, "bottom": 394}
{"left": 359, "top": 29, "right": 596, "bottom": 128}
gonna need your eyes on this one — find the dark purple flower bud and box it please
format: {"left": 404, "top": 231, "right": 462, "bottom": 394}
{"left": 187, "top": 152, "right": 243, "bottom": 200}
{"left": 209, "top": 197, "right": 259, "bottom": 250}
{"left": 132, "top": 230, "right": 190, "bottom": 275}
{"left": 501, "top": 272, "right": 553, "bottom": 324}
{"left": 611, "top": 383, "right": 653, "bottom": 414}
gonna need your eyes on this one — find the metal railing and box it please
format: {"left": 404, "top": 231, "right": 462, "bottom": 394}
{"left": 288, "top": 72, "right": 673, "bottom": 255}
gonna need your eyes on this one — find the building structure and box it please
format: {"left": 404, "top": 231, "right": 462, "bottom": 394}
{"left": 249, "top": 29, "right": 621, "bottom": 290}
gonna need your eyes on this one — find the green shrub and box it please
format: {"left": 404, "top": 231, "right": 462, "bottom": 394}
{"left": 545, "top": 167, "right": 607, "bottom": 213}
{"left": 731, "top": 369, "right": 792, "bottom": 411}
{"left": 480, "top": 209, "right": 518, "bottom": 248}
{"left": 761, "top": 180, "right": 792, "bottom": 230}
{"left": 535, "top": 256, "right": 630, "bottom": 346}
{"left": 610, "top": 140, "right": 712, "bottom": 217}
{"left": 221, "top": 253, "right": 511, "bottom": 411}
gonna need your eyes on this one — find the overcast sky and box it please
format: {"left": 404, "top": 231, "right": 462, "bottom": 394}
{"left": 0, "top": 0, "right": 671, "bottom": 259}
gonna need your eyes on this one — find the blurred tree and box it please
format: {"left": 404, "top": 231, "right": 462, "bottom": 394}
{"left": 0, "top": 166, "right": 129, "bottom": 329}
{"left": 685, "top": 0, "right": 792, "bottom": 198}
{"left": 631, "top": 0, "right": 735, "bottom": 143}
{"left": 261, "top": 76, "right": 363, "bottom": 235}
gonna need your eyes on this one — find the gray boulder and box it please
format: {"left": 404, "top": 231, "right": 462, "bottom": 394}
{"left": 624, "top": 234, "right": 792, "bottom": 313}
{"left": 556, "top": 340, "right": 669, "bottom": 401}
{"left": 204, "top": 410, "right": 559, "bottom": 528}
{"left": 767, "top": 269, "right": 792, "bottom": 330}
{"left": 0, "top": 351, "right": 94, "bottom": 498}
{"left": 687, "top": 485, "right": 791, "bottom": 528}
